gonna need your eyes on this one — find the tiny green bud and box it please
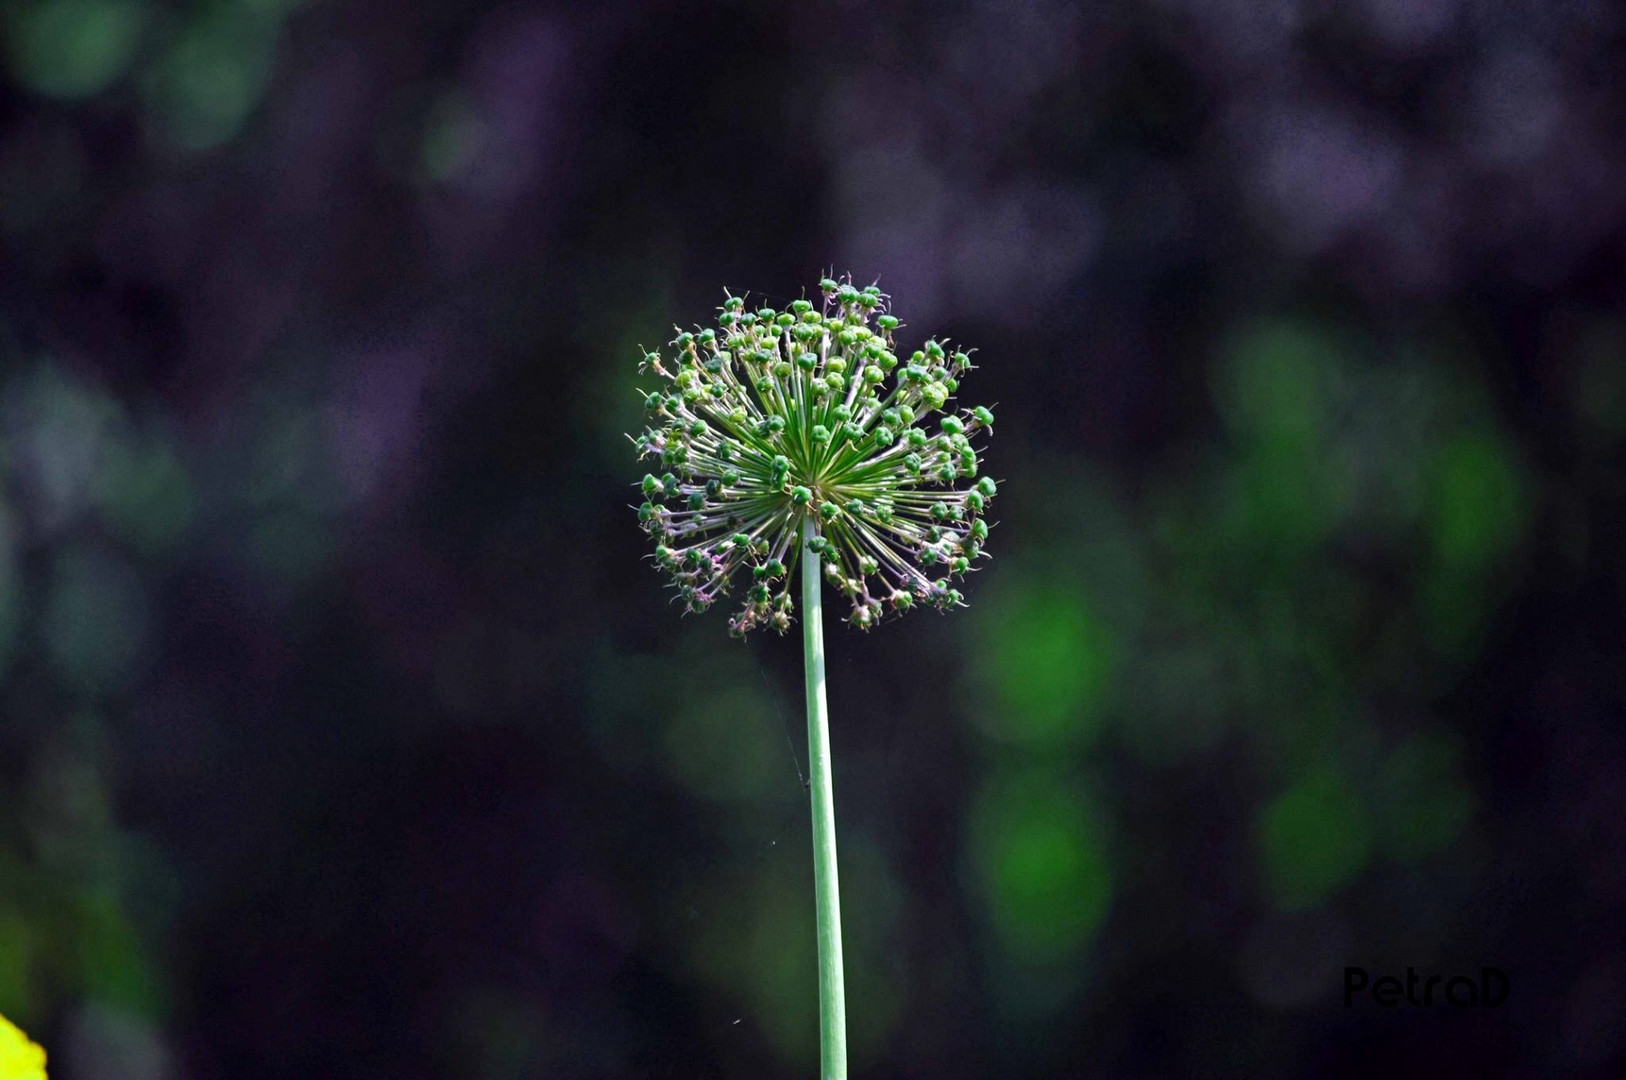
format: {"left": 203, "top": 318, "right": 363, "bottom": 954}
{"left": 976, "top": 476, "right": 997, "bottom": 498}
{"left": 791, "top": 486, "right": 812, "bottom": 504}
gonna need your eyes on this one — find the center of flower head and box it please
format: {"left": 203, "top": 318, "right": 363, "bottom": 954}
{"left": 632, "top": 274, "right": 998, "bottom": 635}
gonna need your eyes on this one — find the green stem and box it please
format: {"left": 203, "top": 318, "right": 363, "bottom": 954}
{"left": 801, "top": 516, "right": 847, "bottom": 1079}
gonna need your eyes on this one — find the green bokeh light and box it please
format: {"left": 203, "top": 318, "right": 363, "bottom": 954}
{"left": 1423, "top": 430, "right": 1528, "bottom": 655}
{"left": 42, "top": 547, "right": 151, "bottom": 695}
{"left": 74, "top": 887, "right": 160, "bottom": 1017}
{"left": 421, "top": 92, "right": 483, "bottom": 183}
{"left": 1217, "top": 319, "right": 1342, "bottom": 450}
{"left": 970, "top": 572, "right": 1114, "bottom": 748}
{"left": 5, "top": 0, "right": 145, "bottom": 100}
{"left": 966, "top": 766, "right": 1112, "bottom": 963}
{"left": 96, "top": 437, "right": 196, "bottom": 556}
{"left": 144, "top": 10, "right": 279, "bottom": 151}
{"left": 1429, "top": 431, "right": 1527, "bottom": 571}
{"left": 1257, "top": 767, "right": 1371, "bottom": 910}
{"left": 0, "top": 908, "right": 37, "bottom": 1020}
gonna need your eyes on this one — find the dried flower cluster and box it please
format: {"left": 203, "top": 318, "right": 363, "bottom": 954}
{"left": 631, "top": 275, "right": 996, "bottom": 635}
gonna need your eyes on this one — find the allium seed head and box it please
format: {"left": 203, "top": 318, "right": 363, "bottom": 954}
{"left": 630, "top": 274, "right": 998, "bottom": 635}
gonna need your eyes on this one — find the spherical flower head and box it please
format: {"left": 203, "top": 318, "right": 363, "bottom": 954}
{"left": 0, "top": 1014, "right": 47, "bottom": 1080}
{"left": 630, "top": 275, "right": 998, "bottom": 635}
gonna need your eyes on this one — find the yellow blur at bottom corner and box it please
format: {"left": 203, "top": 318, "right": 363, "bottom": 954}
{"left": 0, "top": 1014, "right": 46, "bottom": 1080}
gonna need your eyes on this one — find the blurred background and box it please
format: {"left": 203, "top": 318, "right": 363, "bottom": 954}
{"left": 1, "top": 0, "right": 1624, "bottom": 1076}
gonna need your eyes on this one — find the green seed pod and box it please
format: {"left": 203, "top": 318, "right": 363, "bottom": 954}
{"left": 976, "top": 476, "right": 997, "bottom": 498}
{"left": 791, "top": 485, "right": 812, "bottom": 504}
{"left": 921, "top": 383, "right": 948, "bottom": 409}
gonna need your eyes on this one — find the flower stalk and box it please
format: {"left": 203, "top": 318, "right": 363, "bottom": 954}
{"left": 801, "top": 516, "right": 846, "bottom": 1078}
